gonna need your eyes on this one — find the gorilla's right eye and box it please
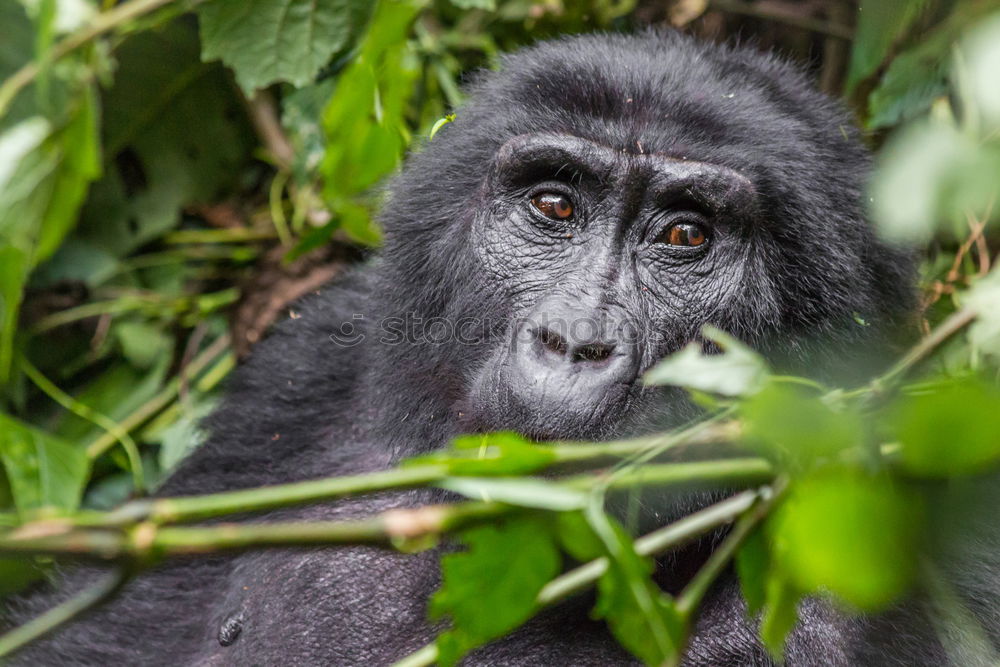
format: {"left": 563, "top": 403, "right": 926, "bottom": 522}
{"left": 530, "top": 193, "right": 574, "bottom": 220}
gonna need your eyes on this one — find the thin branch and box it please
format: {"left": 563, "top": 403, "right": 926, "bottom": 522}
{"left": 0, "top": 569, "right": 127, "bottom": 658}
{"left": 876, "top": 307, "right": 977, "bottom": 389}
{"left": 708, "top": 0, "right": 853, "bottom": 40}
{"left": 0, "top": 0, "right": 185, "bottom": 118}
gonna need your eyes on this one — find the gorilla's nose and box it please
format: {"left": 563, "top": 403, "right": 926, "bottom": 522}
{"left": 506, "top": 306, "right": 639, "bottom": 427}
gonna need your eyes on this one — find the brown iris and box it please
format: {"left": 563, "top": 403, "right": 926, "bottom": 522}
{"left": 530, "top": 193, "right": 574, "bottom": 220}
{"left": 660, "top": 222, "right": 707, "bottom": 247}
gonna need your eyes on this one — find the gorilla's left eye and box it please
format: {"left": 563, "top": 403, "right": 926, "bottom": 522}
{"left": 530, "top": 193, "right": 574, "bottom": 220}
{"left": 655, "top": 222, "right": 708, "bottom": 247}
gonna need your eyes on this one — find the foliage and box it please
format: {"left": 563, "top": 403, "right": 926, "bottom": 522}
{"left": 1, "top": 0, "right": 1000, "bottom": 665}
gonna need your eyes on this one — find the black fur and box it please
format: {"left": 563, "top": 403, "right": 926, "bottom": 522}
{"left": 7, "top": 31, "right": 974, "bottom": 666}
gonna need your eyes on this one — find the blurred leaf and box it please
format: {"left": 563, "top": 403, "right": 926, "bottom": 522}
{"left": 0, "top": 85, "right": 100, "bottom": 379}
{"left": 743, "top": 383, "right": 863, "bottom": 469}
{"left": 769, "top": 470, "right": 920, "bottom": 610}
{"left": 152, "top": 398, "right": 216, "bottom": 472}
{"left": 871, "top": 120, "right": 1000, "bottom": 242}
{"left": 866, "top": 0, "right": 1000, "bottom": 129}
{"left": 431, "top": 515, "right": 560, "bottom": 665}
{"left": 0, "top": 1, "right": 36, "bottom": 130}
{"left": 19, "top": 0, "right": 96, "bottom": 33}
{"left": 440, "top": 477, "right": 587, "bottom": 510}
{"left": 76, "top": 21, "right": 254, "bottom": 257}
{"left": 450, "top": 0, "right": 496, "bottom": 9}
{"left": 198, "top": 0, "right": 373, "bottom": 93}
{"left": 0, "top": 413, "right": 89, "bottom": 513}
{"left": 113, "top": 320, "right": 171, "bottom": 369}
{"left": 961, "top": 13, "right": 1000, "bottom": 131}
{"left": 891, "top": 378, "right": 1000, "bottom": 476}
{"left": 0, "top": 556, "right": 44, "bottom": 596}
{"left": 965, "top": 270, "right": 1000, "bottom": 359}
{"left": 846, "top": 0, "right": 935, "bottom": 95}
{"left": 644, "top": 325, "right": 768, "bottom": 397}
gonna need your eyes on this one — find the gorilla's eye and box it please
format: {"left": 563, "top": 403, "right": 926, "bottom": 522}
{"left": 530, "top": 193, "right": 574, "bottom": 220}
{"left": 657, "top": 222, "right": 708, "bottom": 247}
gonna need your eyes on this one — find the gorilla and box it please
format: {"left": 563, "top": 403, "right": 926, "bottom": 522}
{"left": 9, "top": 30, "right": 977, "bottom": 666}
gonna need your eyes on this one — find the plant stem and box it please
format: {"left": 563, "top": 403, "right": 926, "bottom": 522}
{"left": 87, "top": 454, "right": 767, "bottom": 528}
{"left": 876, "top": 307, "right": 977, "bottom": 389}
{"left": 0, "top": 0, "right": 183, "bottom": 118}
{"left": 0, "top": 569, "right": 126, "bottom": 658}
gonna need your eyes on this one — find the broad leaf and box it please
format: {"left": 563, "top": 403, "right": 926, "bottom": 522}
{"left": 644, "top": 325, "right": 768, "bottom": 397}
{"left": 769, "top": 470, "right": 920, "bottom": 610}
{"left": 198, "top": 0, "right": 373, "bottom": 93}
{"left": 890, "top": 378, "right": 1000, "bottom": 476}
{"left": 430, "top": 515, "right": 561, "bottom": 665}
{"left": 0, "top": 414, "right": 89, "bottom": 513}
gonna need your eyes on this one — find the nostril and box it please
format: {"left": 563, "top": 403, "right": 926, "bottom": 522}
{"left": 534, "top": 326, "right": 568, "bottom": 356}
{"left": 572, "top": 343, "right": 615, "bottom": 364}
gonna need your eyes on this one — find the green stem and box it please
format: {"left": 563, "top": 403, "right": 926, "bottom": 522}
{"left": 20, "top": 356, "right": 145, "bottom": 491}
{"left": 0, "top": 569, "right": 127, "bottom": 658}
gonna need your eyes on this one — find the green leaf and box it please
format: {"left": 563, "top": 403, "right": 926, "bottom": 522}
{"left": 0, "top": 86, "right": 101, "bottom": 379}
{"left": 586, "top": 508, "right": 685, "bottom": 666}
{"left": 0, "top": 413, "right": 89, "bottom": 513}
{"left": 439, "top": 477, "right": 587, "bottom": 510}
{"left": 890, "top": 378, "right": 1000, "bottom": 476}
{"left": 76, "top": 21, "right": 254, "bottom": 257}
{"left": 743, "top": 383, "right": 863, "bottom": 469}
{"left": 430, "top": 515, "right": 561, "bottom": 665}
{"left": 644, "top": 325, "right": 768, "bottom": 397}
{"left": 846, "top": 0, "right": 934, "bottom": 94}
{"left": 114, "top": 320, "right": 172, "bottom": 369}
{"left": 769, "top": 470, "right": 920, "bottom": 610}
{"left": 197, "top": 0, "right": 373, "bottom": 93}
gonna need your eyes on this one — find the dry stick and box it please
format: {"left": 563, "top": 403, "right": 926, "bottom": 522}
{"left": 0, "top": 0, "right": 184, "bottom": 118}
{"left": 392, "top": 489, "right": 767, "bottom": 667}
{"left": 0, "top": 569, "right": 127, "bottom": 658}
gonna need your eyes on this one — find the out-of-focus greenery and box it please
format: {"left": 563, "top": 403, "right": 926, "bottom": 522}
{"left": 1, "top": 0, "right": 1000, "bottom": 664}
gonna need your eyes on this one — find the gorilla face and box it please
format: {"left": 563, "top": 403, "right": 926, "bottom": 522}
{"left": 466, "top": 133, "right": 761, "bottom": 440}
{"left": 375, "top": 31, "right": 915, "bottom": 450}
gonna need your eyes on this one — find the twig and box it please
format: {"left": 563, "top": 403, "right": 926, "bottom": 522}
{"left": 875, "top": 307, "right": 978, "bottom": 389}
{"left": 708, "top": 0, "right": 853, "bottom": 40}
{"left": 0, "top": 569, "right": 127, "bottom": 658}
{"left": 247, "top": 91, "right": 295, "bottom": 170}
{"left": 0, "top": 0, "right": 185, "bottom": 118}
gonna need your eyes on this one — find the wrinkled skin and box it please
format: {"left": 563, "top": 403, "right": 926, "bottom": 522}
{"left": 6, "top": 31, "right": 997, "bottom": 666}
